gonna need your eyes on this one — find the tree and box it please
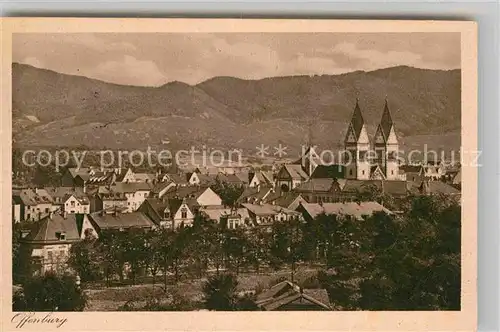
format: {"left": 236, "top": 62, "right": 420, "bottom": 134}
{"left": 67, "top": 231, "right": 101, "bottom": 283}
{"left": 16, "top": 272, "right": 87, "bottom": 311}
{"left": 202, "top": 273, "right": 239, "bottom": 311}
{"left": 211, "top": 180, "right": 244, "bottom": 207}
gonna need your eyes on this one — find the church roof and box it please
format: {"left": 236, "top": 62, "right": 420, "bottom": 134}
{"left": 378, "top": 98, "right": 395, "bottom": 142}
{"left": 345, "top": 99, "right": 365, "bottom": 143}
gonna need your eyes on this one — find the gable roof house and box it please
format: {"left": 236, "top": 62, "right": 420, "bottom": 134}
{"left": 275, "top": 164, "right": 310, "bottom": 192}
{"left": 15, "top": 188, "right": 57, "bottom": 222}
{"left": 162, "top": 186, "right": 222, "bottom": 207}
{"left": 242, "top": 203, "right": 302, "bottom": 227}
{"left": 88, "top": 211, "right": 156, "bottom": 232}
{"left": 19, "top": 211, "right": 97, "bottom": 275}
{"left": 61, "top": 167, "right": 117, "bottom": 191}
{"left": 237, "top": 186, "right": 275, "bottom": 204}
{"left": 199, "top": 206, "right": 251, "bottom": 229}
{"left": 256, "top": 281, "right": 331, "bottom": 311}
{"left": 297, "top": 201, "right": 392, "bottom": 222}
{"left": 150, "top": 181, "right": 176, "bottom": 199}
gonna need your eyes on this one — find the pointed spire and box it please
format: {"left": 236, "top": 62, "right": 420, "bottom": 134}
{"left": 348, "top": 98, "right": 365, "bottom": 141}
{"left": 379, "top": 97, "right": 394, "bottom": 141}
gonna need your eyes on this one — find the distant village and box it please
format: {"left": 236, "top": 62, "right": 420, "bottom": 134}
{"left": 12, "top": 98, "right": 462, "bottom": 287}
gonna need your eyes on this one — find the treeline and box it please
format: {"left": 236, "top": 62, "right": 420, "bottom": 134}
{"left": 65, "top": 193, "right": 460, "bottom": 310}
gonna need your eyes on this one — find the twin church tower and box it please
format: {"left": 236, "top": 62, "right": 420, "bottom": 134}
{"left": 344, "top": 98, "right": 400, "bottom": 180}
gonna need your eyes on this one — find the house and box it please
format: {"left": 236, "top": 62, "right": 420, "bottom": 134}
{"left": 133, "top": 172, "right": 156, "bottom": 184}
{"left": 61, "top": 194, "right": 90, "bottom": 214}
{"left": 256, "top": 281, "right": 331, "bottom": 311}
{"left": 150, "top": 181, "right": 176, "bottom": 199}
{"left": 88, "top": 211, "right": 156, "bottom": 232}
{"left": 138, "top": 198, "right": 171, "bottom": 228}
{"left": 266, "top": 192, "right": 306, "bottom": 211}
{"left": 61, "top": 167, "right": 116, "bottom": 189}
{"left": 216, "top": 173, "right": 246, "bottom": 187}
{"left": 166, "top": 198, "right": 197, "bottom": 229}
{"left": 14, "top": 188, "right": 57, "bottom": 222}
{"left": 242, "top": 203, "right": 302, "bottom": 227}
{"left": 115, "top": 168, "right": 135, "bottom": 183}
{"left": 45, "top": 186, "right": 86, "bottom": 206}
{"left": 275, "top": 164, "right": 310, "bottom": 192}
{"left": 19, "top": 211, "right": 97, "bottom": 275}
{"left": 162, "top": 173, "right": 189, "bottom": 187}
{"left": 237, "top": 186, "right": 275, "bottom": 204}
{"left": 411, "top": 180, "right": 461, "bottom": 196}
{"left": 294, "top": 178, "right": 343, "bottom": 203}
{"left": 400, "top": 165, "right": 425, "bottom": 182}
{"left": 186, "top": 171, "right": 201, "bottom": 185}
{"left": 199, "top": 206, "right": 251, "bottom": 229}
{"left": 247, "top": 170, "right": 275, "bottom": 188}
{"left": 92, "top": 189, "right": 129, "bottom": 213}
{"left": 423, "top": 163, "right": 445, "bottom": 181}
{"left": 108, "top": 182, "right": 153, "bottom": 212}
{"left": 297, "top": 201, "right": 392, "bottom": 222}
{"left": 163, "top": 186, "right": 222, "bottom": 207}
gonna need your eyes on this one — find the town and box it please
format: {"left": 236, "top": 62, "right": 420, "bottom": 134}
{"left": 12, "top": 99, "right": 462, "bottom": 311}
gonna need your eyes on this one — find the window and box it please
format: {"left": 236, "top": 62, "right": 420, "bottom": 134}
{"left": 70, "top": 210, "right": 75, "bottom": 214}
{"left": 181, "top": 208, "right": 187, "bottom": 219}
{"left": 45, "top": 208, "right": 49, "bottom": 213}
{"left": 71, "top": 201, "right": 75, "bottom": 207}
{"left": 349, "top": 169, "right": 353, "bottom": 176}
{"left": 362, "top": 170, "right": 365, "bottom": 175}
{"left": 391, "top": 170, "right": 394, "bottom": 175}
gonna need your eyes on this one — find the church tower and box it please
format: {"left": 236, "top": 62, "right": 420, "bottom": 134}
{"left": 374, "top": 98, "right": 399, "bottom": 180}
{"left": 301, "top": 123, "right": 317, "bottom": 177}
{"left": 344, "top": 98, "right": 370, "bottom": 180}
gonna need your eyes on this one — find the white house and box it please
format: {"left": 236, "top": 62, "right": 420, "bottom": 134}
{"left": 63, "top": 194, "right": 90, "bottom": 214}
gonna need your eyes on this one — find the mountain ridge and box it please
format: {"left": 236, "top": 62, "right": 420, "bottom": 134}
{"left": 12, "top": 63, "right": 461, "bottom": 153}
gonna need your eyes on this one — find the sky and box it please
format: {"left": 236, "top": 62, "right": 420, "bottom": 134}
{"left": 13, "top": 32, "right": 461, "bottom": 86}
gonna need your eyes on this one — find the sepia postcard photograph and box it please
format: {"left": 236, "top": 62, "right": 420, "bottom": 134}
{"left": 1, "top": 18, "right": 477, "bottom": 331}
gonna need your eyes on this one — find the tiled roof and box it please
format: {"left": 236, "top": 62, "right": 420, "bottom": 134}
{"left": 17, "top": 188, "right": 54, "bottom": 206}
{"left": 300, "top": 201, "right": 392, "bottom": 220}
{"left": 242, "top": 203, "right": 278, "bottom": 216}
{"left": 151, "top": 181, "right": 175, "bottom": 194}
{"left": 200, "top": 207, "right": 250, "bottom": 222}
{"left": 22, "top": 213, "right": 82, "bottom": 244}
{"left": 45, "top": 186, "right": 86, "bottom": 200}
{"left": 268, "top": 192, "right": 303, "bottom": 208}
{"left": 134, "top": 173, "right": 156, "bottom": 183}
{"left": 410, "top": 180, "right": 460, "bottom": 195}
{"left": 310, "top": 165, "right": 346, "bottom": 179}
{"left": 238, "top": 186, "right": 274, "bottom": 203}
{"left": 256, "top": 281, "right": 331, "bottom": 311}
{"left": 165, "top": 173, "right": 189, "bottom": 185}
{"left": 286, "top": 164, "right": 309, "bottom": 180}
{"left": 294, "top": 178, "right": 340, "bottom": 192}
{"left": 89, "top": 211, "right": 155, "bottom": 230}
{"left": 110, "top": 182, "right": 153, "bottom": 193}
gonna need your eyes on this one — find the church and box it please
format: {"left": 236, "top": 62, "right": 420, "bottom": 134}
{"left": 343, "top": 97, "right": 401, "bottom": 181}
{"left": 275, "top": 97, "right": 401, "bottom": 193}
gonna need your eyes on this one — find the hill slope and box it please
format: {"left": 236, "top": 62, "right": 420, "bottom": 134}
{"left": 12, "top": 63, "right": 461, "bottom": 153}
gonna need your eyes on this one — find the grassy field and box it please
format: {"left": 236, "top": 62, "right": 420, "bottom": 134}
{"left": 84, "top": 267, "right": 319, "bottom": 311}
